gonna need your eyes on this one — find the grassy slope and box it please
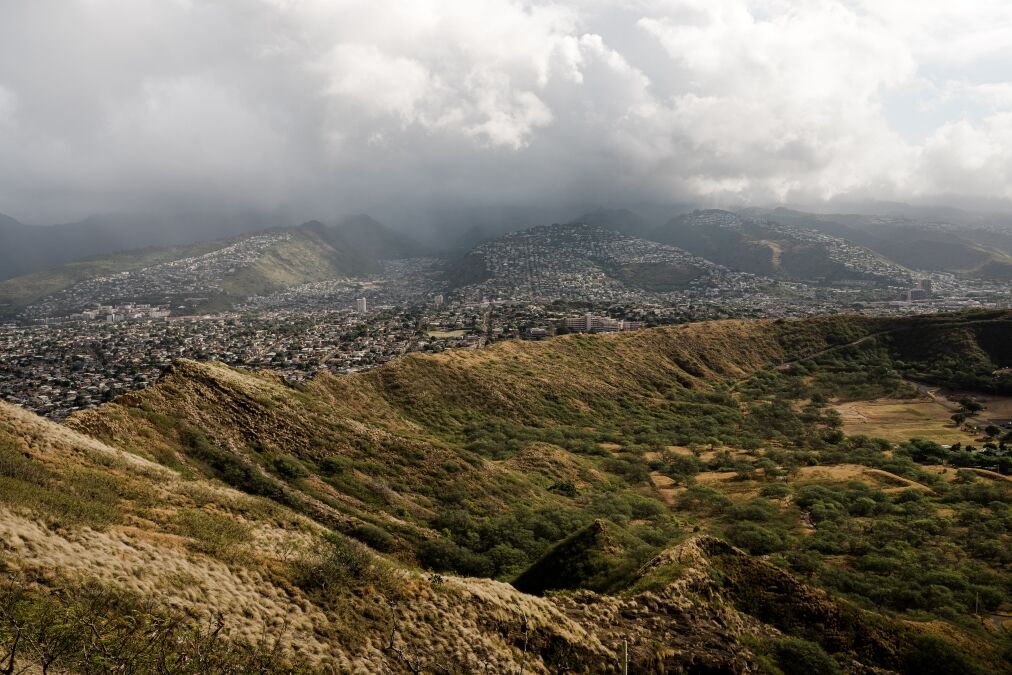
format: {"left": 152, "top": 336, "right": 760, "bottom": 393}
{"left": 218, "top": 225, "right": 380, "bottom": 299}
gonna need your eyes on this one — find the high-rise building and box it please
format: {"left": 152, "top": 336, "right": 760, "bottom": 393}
{"left": 563, "top": 313, "right": 643, "bottom": 333}
{"left": 433, "top": 294, "right": 444, "bottom": 308}
{"left": 356, "top": 297, "right": 368, "bottom": 313}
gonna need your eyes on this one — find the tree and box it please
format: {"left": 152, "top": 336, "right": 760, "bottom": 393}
{"left": 959, "top": 398, "right": 983, "bottom": 414}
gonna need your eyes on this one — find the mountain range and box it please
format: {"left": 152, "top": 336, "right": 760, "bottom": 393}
{"left": 6, "top": 202, "right": 1012, "bottom": 318}
{"left": 652, "top": 209, "right": 912, "bottom": 284}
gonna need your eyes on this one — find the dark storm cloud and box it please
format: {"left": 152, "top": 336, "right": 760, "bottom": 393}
{"left": 1, "top": 0, "right": 1011, "bottom": 224}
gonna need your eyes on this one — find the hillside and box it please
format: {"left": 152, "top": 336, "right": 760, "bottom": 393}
{"left": 0, "top": 216, "right": 420, "bottom": 316}
{"left": 652, "top": 209, "right": 911, "bottom": 284}
{"left": 749, "top": 207, "right": 1012, "bottom": 276}
{"left": 327, "top": 214, "right": 427, "bottom": 260}
{"left": 2, "top": 311, "right": 1011, "bottom": 671}
{"left": 444, "top": 222, "right": 721, "bottom": 301}
{"left": 0, "top": 240, "right": 225, "bottom": 313}
{"left": 0, "top": 211, "right": 287, "bottom": 282}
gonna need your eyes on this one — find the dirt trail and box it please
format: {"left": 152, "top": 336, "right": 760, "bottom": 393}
{"left": 649, "top": 472, "right": 682, "bottom": 505}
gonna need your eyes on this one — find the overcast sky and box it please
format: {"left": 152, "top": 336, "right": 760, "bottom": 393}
{"left": 2, "top": 0, "right": 1012, "bottom": 223}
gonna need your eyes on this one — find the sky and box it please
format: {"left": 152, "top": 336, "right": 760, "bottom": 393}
{"left": 2, "top": 0, "right": 1012, "bottom": 224}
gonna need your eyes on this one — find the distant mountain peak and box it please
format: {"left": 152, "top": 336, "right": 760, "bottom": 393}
{"left": 328, "top": 213, "right": 424, "bottom": 259}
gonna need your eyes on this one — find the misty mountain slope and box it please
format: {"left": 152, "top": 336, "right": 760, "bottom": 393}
{"left": 751, "top": 207, "right": 1012, "bottom": 275}
{"left": 327, "top": 214, "right": 427, "bottom": 260}
{"left": 7, "top": 311, "right": 1008, "bottom": 672}
{"left": 215, "top": 222, "right": 381, "bottom": 300}
{"left": 0, "top": 217, "right": 419, "bottom": 316}
{"left": 0, "top": 212, "right": 87, "bottom": 282}
{"left": 0, "top": 211, "right": 290, "bottom": 282}
{"left": 0, "top": 240, "right": 225, "bottom": 313}
{"left": 653, "top": 209, "right": 912, "bottom": 284}
{"left": 569, "top": 208, "right": 654, "bottom": 238}
{"left": 444, "top": 222, "right": 724, "bottom": 301}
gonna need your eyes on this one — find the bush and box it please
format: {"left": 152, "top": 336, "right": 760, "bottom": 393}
{"left": 293, "top": 534, "right": 374, "bottom": 594}
{"left": 174, "top": 508, "right": 252, "bottom": 559}
{"left": 726, "top": 523, "right": 785, "bottom": 554}
{"left": 0, "top": 440, "right": 49, "bottom": 484}
{"left": 318, "top": 455, "right": 351, "bottom": 475}
{"left": 773, "top": 638, "right": 841, "bottom": 675}
{"left": 418, "top": 537, "right": 493, "bottom": 577}
{"left": 785, "top": 550, "right": 822, "bottom": 576}
{"left": 348, "top": 523, "right": 397, "bottom": 553}
{"left": 760, "top": 483, "right": 791, "bottom": 499}
{"left": 549, "top": 480, "right": 578, "bottom": 497}
{"left": 178, "top": 427, "right": 286, "bottom": 503}
{"left": 271, "top": 454, "right": 308, "bottom": 480}
{"left": 901, "top": 635, "right": 987, "bottom": 675}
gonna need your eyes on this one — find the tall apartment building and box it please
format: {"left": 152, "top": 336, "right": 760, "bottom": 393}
{"left": 563, "top": 313, "right": 643, "bottom": 333}
{"left": 356, "top": 297, "right": 368, "bottom": 313}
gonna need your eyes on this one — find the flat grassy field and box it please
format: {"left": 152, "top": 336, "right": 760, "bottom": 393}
{"left": 834, "top": 398, "right": 979, "bottom": 445}
{"left": 426, "top": 329, "right": 467, "bottom": 338}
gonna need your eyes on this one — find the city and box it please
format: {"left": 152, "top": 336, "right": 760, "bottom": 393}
{"left": 3, "top": 219, "right": 1011, "bottom": 420}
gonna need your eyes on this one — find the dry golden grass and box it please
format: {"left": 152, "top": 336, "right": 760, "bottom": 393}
{"left": 834, "top": 398, "right": 978, "bottom": 445}
{"left": 795, "top": 464, "right": 932, "bottom": 493}
{"left": 0, "top": 401, "right": 624, "bottom": 672}
{"left": 503, "top": 442, "right": 604, "bottom": 487}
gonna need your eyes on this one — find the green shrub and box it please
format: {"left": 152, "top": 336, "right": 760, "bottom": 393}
{"left": 348, "top": 523, "right": 397, "bottom": 553}
{"left": 726, "top": 523, "right": 786, "bottom": 554}
{"left": 773, "top": 637, "right": 841, "bottom": 675}
{"left": 760, "top": 483, "right": 791, "bottom": 499}
{"left": 0, "top": 440, "right": 49, "bottom": 484}
{"left": 318, "top": 455, "right": 351, "bottom": 475}
{"left": 174, "top": 508, "right": 252, "bottom": 560}
{"left": 271, "top": 453, "right": 308, "bottom": 480}
{"left": 178, "top": 427, "right": 287, "bottom": 503}
{"left": 418, "top": 537, "right": 493, "bottom": 577}
{"left": 293, "top": 534, "right": 374, "bottom": 594}
{"left": 901, "top": 635, "right": 987, "bottom": 675}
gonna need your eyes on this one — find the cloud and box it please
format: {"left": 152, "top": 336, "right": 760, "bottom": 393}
{"left": 0, "top": 0, "right": 1011, "bottom": 223}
